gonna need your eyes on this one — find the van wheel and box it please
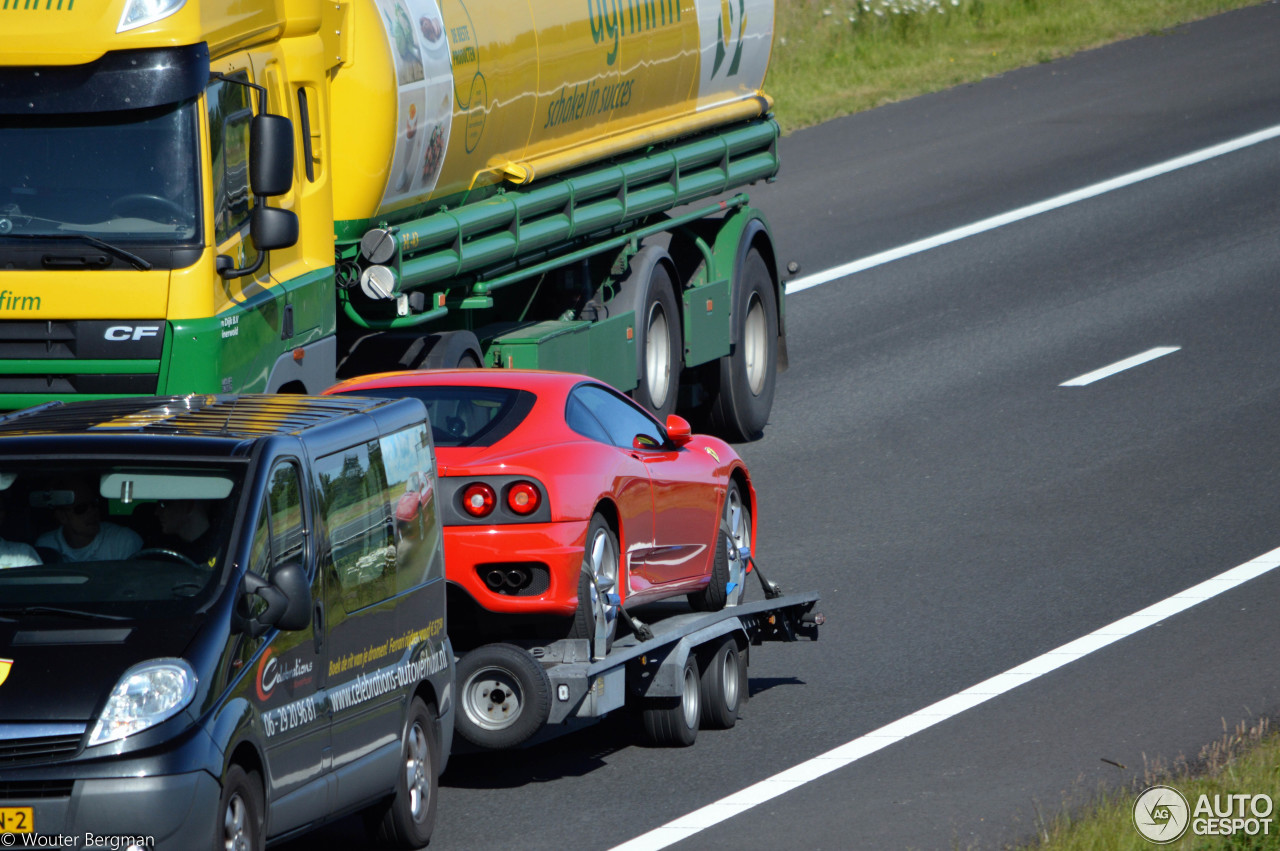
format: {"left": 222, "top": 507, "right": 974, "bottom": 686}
{"left": 456, "top": 643, "right": 551, "bottom": 749}
{"left": 368, "top": 697, "right": 438, "bottom": 848}
{"left": 217, "top": 764, "right": 264, "bottom": 851}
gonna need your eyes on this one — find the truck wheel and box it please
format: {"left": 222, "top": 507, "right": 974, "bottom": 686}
{"left": 217, "top": 764, "right": 264, "bottom": 851}
{"left": 568, "top": 514, "right": 620, "bottom": 660}
{"left": 699, "top": 637, "right": 743, "bottom": 730}
{"left": 640, "top": 653, "right": 700, "bottom": 747}
{"left": 607, "top": 246, "right": 683, "bottom": 419}
{"left": 367, "top": 697, "right": 438, "bottom": 848}
{"left": 708, "top": 248, "right": 777, "bottom": 441}
{"left": 417, "top": 330, "right": 483, "bottom": 369}
{"left": 456, "top": 644, "right": 551, "bottom": 749}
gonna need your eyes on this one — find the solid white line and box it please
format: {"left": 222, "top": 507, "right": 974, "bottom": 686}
{"left": 1059, "top": 346, "right": 1181, "bottom": 386}
{"left": 609, "top": 544, "right": 1280, "bottom": 851}
{"left": 784, "top": 124, "right": 1280, "bottom": 295}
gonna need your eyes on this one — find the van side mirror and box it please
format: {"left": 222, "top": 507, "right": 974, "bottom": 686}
{"left": 238, "top": 563, "right": 312, "bottom": 636}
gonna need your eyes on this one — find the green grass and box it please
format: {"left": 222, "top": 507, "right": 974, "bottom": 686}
{"left": 767, "top": 0, "right": 1267, "bottom": 133}
{"left": 1023, "top": 718, "right": 1280, "bottom": 850}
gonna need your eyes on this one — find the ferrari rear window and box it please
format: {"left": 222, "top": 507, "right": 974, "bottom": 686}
{"left": 334, "top": 386, "right": 535, "bottom": 447}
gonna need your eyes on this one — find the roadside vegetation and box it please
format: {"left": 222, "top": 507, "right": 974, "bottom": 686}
{"left": 766, "top": 0, "right": 1280, "bottom": 846}
{"left": 1023, "top": 718, "right": 1280, "bottom": 850}
{"left": 768, "top": 0, "right": 1267, "bottom": 132}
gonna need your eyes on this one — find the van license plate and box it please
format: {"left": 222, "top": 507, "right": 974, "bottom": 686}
{"left": 0, "top": 806, "right": 33, "bottom": 833}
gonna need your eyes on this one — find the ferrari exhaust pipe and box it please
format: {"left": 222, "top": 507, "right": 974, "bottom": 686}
{"left": 484, "top": 569, "right": 506, "bottom": 590}
{"left": 504, "top": 567, "right": 529, "bottom": 589}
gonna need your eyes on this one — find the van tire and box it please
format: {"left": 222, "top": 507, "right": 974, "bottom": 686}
{"left": 217, "top": 764, "right": 264, "bottom": 851}
{"left": 368, "top": 697, "right": 438, "bottom": 848}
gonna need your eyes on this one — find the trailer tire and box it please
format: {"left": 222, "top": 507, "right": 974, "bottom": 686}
{"left": 217, "top": 764, "right": 264, "bottom": 851}
{"left": 417, "top": 330, "right": 483, "bottom": 369}
{"left": 606, "top": 246, "right": 682, "bottom": 419}
{"left": 456, "top": 644, "right": 551, "bottom": 749}
{"left": 699, "top": 637, "right": 743, "bottom": 730}
{"left": 367, "top": 697, "right": 438, "bottom": 848}
{"left": 568, "top": 514, "right": 621, "bottom": 660}
{"left": 708, "top": 247, "right": 777, "bottom": 441}
{"left": 640, "top": 653, "right": 700, "bottom": 747}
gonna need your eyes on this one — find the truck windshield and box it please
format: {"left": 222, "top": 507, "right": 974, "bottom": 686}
{"left": 0, "top": 100, "right": 201, "bottom": 248}
{"left": 0, "top": 461, "right": 242, "bottom": 620}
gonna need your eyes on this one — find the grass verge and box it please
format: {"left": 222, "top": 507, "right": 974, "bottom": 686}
{"left": 1023, "top": 718, "right": 1280, "bottom": 849}
{"left": 768, "top": 0, "right": 1268, "bottom": 132}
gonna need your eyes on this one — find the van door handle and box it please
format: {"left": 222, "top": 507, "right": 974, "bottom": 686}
{"left": 313, "top": 602, "right": 324, "bottom": 655}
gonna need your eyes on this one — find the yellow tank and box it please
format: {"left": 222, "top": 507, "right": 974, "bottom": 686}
{"left": 329, "top": 0, "right": 774, "bottom": 230}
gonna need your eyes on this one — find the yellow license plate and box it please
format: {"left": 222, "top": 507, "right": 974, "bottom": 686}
{"left": 0, "top": 806, "right": 33, "bottom": 834}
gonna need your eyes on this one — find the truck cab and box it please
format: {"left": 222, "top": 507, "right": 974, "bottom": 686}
{"left": 0, "top": 394, "right": 452, "bottom": 849}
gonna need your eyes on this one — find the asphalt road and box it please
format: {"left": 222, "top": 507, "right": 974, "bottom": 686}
{"left": 286, "top": 4, "right": 1280, "bottom": 849}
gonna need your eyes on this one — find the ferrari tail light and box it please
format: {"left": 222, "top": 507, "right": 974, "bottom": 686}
{"left": 461, "top": 483, "right": 496, "bottom": 517}
{"left": 507, "top": 481, "right": 541, "bottom": 515}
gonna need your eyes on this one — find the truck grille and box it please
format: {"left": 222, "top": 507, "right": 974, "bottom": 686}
{"left": 0, "top": 320, "right": 162, "bottom": 398}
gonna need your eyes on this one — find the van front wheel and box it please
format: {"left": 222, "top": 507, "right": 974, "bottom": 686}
{"left": 217, "top": 765, "right": 264, "bottom": 851}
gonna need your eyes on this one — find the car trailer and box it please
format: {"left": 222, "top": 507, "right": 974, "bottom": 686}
{"left": 453, "top": 579, "right": 823, "bottom": 750}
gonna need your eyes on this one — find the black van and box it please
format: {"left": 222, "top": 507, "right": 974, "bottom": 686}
{"left": 0, "top": 394, "right": 453, "bottom": 850}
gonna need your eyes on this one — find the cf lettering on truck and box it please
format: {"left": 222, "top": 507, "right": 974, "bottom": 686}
{"left": 0, "top": 0, "right": 785, "bottom": 442}
{"left": 0, "top": 395, "right": 453, "bottom": 850}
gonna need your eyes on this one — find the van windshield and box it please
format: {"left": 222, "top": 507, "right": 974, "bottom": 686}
{"left": 0, "top": 461, "right": 243, "bottom": 619}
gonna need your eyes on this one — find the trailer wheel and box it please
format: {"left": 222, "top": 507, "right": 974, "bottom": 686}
{"left": 708, "top": 248, "right": 777, "bottom": 441}
{"left": 417, "top": 330, "right": 483, "bottom": 369}
{"left": 367, "top": 697, "right": 438, "bottom": 848}
{"left": 217, "top": 764, "right": 264, "bottom": 851}
{"left": 456, "top": 644, "right": 551, "bottom": 749}
{"left": 568, "top": 514, "right": 620, "bottom": 660}
{"left": 640, "top": 653, "right": 700, "bottom": 747}
{"left": 607, "top": 246, "right": 683, "bottom": 419}
{"left": 699, "top": 637, "right": 743, "bottom": 730}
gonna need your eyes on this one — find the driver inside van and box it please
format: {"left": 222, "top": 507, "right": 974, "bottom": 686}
{"left": 36, "top": 478, "right": 143, "bottom": 563}
{"left": 153, "top": 498, "right": 219, "bottom": 567}
{"left": 0, "top": 493, "right": 40, "bottom": 568}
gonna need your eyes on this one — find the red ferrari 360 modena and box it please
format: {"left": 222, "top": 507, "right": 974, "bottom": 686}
{"left": 325, "top": 369, "right": 754, "bottom": 660}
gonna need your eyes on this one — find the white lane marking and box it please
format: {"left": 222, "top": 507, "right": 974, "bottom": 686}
{"left": 610, "top": 544, "right": 1280, "bottom": 851}
{"left": 784, "top": 124, "right": 1280, "bottom": 295}
{"left": 1059, "top": 346, "right": 1181, "bottom": 386}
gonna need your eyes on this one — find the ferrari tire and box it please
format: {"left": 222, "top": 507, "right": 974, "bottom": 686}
{"left": 455, "top": 644, "right": 551, "bottom": 749}
{"left": 366, "top": 697, "right": 438, "bottom": 847}
{"left": 640, "top": 653, "right": 700, "bottom": 747}
{"left": 699, "top": 637, "right": 743, "bottom": 730}
{"left": 707, "top": 248, "right": 777, "bottom": 441}
{"left": 568, "top": 514, "right": 621, "bottom": 660}
{"left": 721, "top": 479, "right": 750, "bottom": 607}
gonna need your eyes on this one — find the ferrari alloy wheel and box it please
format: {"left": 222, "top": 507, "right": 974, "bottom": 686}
{"left": 722, "top": 480, "right": 750, "bottom": 607}
{"left": 571, "top": 514, "right": 620, "bottom": 660}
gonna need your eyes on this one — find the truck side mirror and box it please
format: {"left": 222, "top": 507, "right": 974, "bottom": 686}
{"left": 251, "top": 206, "right": 299, "bottom": 252}
{"left": 238, "top": 563, "right": 312, "bottom": 636}
{"left": 250, "top": 114, "right": 294, "bottom": 198}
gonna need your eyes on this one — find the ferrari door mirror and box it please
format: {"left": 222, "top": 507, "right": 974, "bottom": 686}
{"left": 665, "top": 414, "right": 692, "bottom": 447}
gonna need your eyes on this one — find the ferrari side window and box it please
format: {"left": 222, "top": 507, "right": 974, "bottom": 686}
{"left": 570, "top": 385, "right": 665, "bottom": 450}
{"left": 566, "top": 393, "right": 611, "bottom": 445}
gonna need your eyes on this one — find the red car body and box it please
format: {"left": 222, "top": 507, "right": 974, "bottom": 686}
{"left": 324, "top": 370, "right": 755, "bottom": 632}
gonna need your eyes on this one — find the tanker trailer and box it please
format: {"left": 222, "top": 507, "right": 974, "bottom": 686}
{"left": 0, "top": 0, "right": 784, "bottom": 440}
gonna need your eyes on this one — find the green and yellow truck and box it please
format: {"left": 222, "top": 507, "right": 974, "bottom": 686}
{"left": 0, "top": 0, "right": 785, "bottom": 440}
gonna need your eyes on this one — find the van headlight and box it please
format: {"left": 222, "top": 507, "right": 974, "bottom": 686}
{"left": 88, "top": 658, "right": 197, "bottom": 747}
